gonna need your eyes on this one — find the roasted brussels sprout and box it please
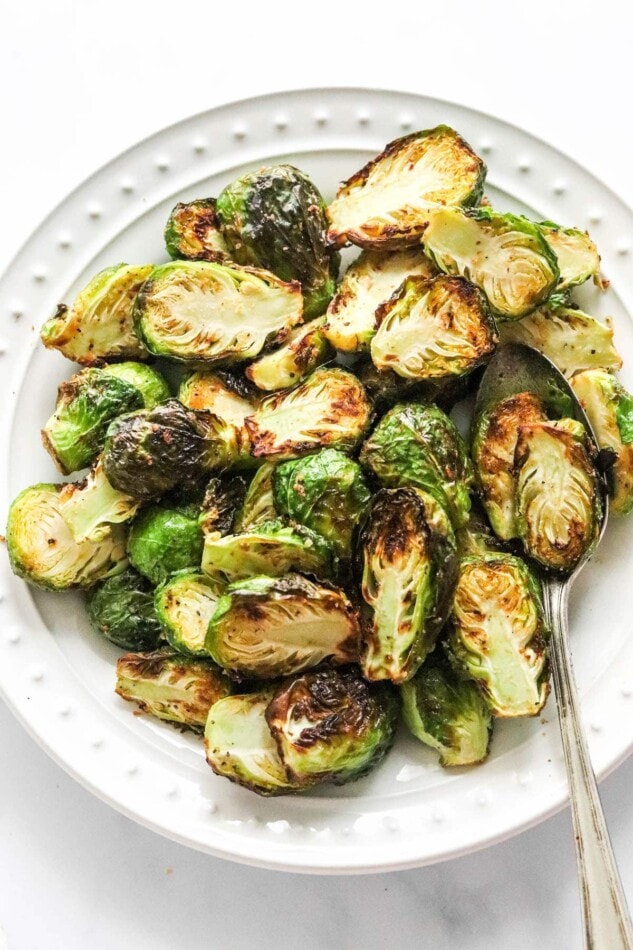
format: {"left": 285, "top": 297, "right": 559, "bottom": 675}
{"left": 164, "top": 198, "right": 229, "bottom": 262}
{"left": 86, "top": 567, "right": 163, "bottom": 650}
{"left": 115, "top": 649, "right": 231, "bottom": 730}
{"left": 355, "top": 360, "right": 472, "bottom": 414}
{"left": 246, "top": 368, "right": 372, "bottom": 461}
{"left": 327, "top": 126, "right": 486, "bottom": 249}
{"left": 104, "top": 362, "right": 171, "bottom": 408}
{"left": 57, "top": 461, "right": 139, "bottom": 543}
{"left": 266, "top": 668, "right": 399, "bottom": 786}
{"left": 41, "top": 264, "right": 152, "bottom": 364}
{"left": 199, "top": 475, "right": 248, "bottom": 537}
{"left": 206, "top": 574, "right": 359, "bottom": 679}
{"left": 324, "top": 248, "right": 437, "bottom": 353}
{"left": 360, "top": 402, "right": 473, "bottom": 528}
{"left": 273, "top": 449, "right": 371, "bottom": 559}
{"left": 233, "top": 464, "right": 278, "bottom": 532}
{"left": 134, "top": 260, "right": 303, "bottom": 364}
{"left": 246, "top": 317, "right": 332, "bottom": 391}
{"left": 127, "top": 503, "right": 204, "bottom": 585}
{"left": 358, "top": 487, "right": 458, "bottom": 683}
{"left": 6, "top": 483, "right": 127, "bottom": 590}
{"left": 422, "top": 207, "right": 559, "bottom": 320}
{"left": 155, "top": 572, "right": 221, "bottom": 656}
{"left": 537, "top": 221, "right": 601, "bottom": 290}
{"left": 371, "top": 275, "right": 497, "bottom": 379}
{"left": 449, "top": 553, "right": 550, "bottom": 716}
{"left": 401, "top": 650, "right": 492, "bottom": 765}
{"left": 571, "top": 369, "right": 633, "bottom": 515}
{"left": 216, "top": 164, "right": 338, "bottom": 318}
{"left": 178, "top": 371, "right": 255, "bottom": 423}
{"left": 201, "top": 520, "right": 333, "bottom": 583}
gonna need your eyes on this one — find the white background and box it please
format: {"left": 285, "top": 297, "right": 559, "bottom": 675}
{"left": 2, "top": 2, "right": 633, "bottom": 947}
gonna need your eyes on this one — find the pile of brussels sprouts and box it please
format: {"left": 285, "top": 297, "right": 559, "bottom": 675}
{"left": 7, "top": 125, "right": 633, "bottom": 796}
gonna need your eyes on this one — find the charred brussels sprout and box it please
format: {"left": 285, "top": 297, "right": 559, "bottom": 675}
{"left": 216, "top": 164, "right": 338, "bottom": 318}
{"left": 86, "top": 567, "right": 162, "bottom": 650}
{"left": 401, "top": 651, "right": 492, "bottom": 765}
{"left": 359, "top": 488, "right": 458, "bottom": 683}
{"left": 134, "top": 260, "right": 303, "bottom": 364}
{"left": 273, "top": 449, "right": 371, "bottom": 559}
{"left": 422, "top": 207, "right": 559, "bottom": 320}
{"left": 41, "top": 264, "right": 152, "bottom": 364}
{"left": 115, "top": 649, "right": 231, "bottom": 731}
{"left": 201, "top": 520, "right": 333, "bottom": 583}
{"left": 178, "top": 371, "right": 255, "bottom": 423}
{"left": 155, "top": 572, "right": 221, "bottom": 656}
{"left": 57, "top": 461, "right": 139, "bottom": 543}
{"left": 164, "top": 199, "right": 229, "bottom": 262}
{"left": 266, "top": 668, "right": 399, "bottom": 786}
{"left": 571, "top": 369, "right": 633, "bottom": 515}
{"left": 360, "top": 402, "right": 473, "bottom": 528}
{"left": 537, "top": 221, "right": 602, "bottom": 291}
{"left": 327, "top": 126, "right": 486, "bottom": 249}
{"left": 233, "top": 464, "right": 278, "bottom": 532}
{"left": 206, "top": 574, "right": 360, "bottom": 679}
{"left": 324, "top": 248, "right": 437, "bottom": 353}
{"left": 449, "top": 553, "right": 550, "bottom": 716}
{"left": 199, "top": 475, "right": 248, "bottom": 537}
{"left": 246, "top": 317, "right": 332, "bottom": 391}
{"left": 246, "top": 368, "right": 372, "bottom": 461}
{"left": 371, "top": 275, "right": 497, "bottom": 380}
{"left": 128, "top": 504, "right": 204, "bottom": 585}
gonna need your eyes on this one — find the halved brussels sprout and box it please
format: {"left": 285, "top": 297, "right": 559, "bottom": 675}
{"left": 571, "top": 369, "right": 633, "bottom": 515}
{"left": 245, "top": 317, "right": 332, "bottom": 391}
{"left": 134, "top": 260, "right": 303, "bottom": 364}
{"left": 371, "top": 275, "right": 497, "bottom": 379}
{"left": 471, "top": 392, "right": 548, "bottom": 539}
{"left": 199, "top": 475, "right": 248, "bottom": 537}
{"left": 245, "top": 368, "right": 372, "bottom": 461}
{"left": 449, "top": 553, "right": 550, "bottom": 716}
{"left": 324, "top": 248, "right": 437, "bottom": 353}
{"left": 164, "top": 198, "right": 229, "bottom": 262}
{"left": 359, "top": 487, "right": 458, "bottom": 683}
{"left": 178, "top": 371, "right": 255, "bottom": 423}
{"left": 233, "top": 464, "right": 278, "bottom": 532}
{"left": 86, "top": 567, "right": 163, "bottom": 651}
{"left": 155, "top": 572, "right": 221, "bottom": 656}
{"left": 401, "top": 650, "right": 492, "bottom": 765}
{"left": 6, "top": 483, "right": 127, "bottom": 590}
{"left": 216, "top": 164, "right": 338, "bottom": 318}
{"left": 538, "top": 221, "right": 601, "bottom": 290}
{"left": 327, "top": 126, "right": 486, "bottom": 249}
{"left": 201, "top": 520, "right": 333, "bottom": 583}
{"left": 41, "top": 264, "right": 152, "bottom": 364}
{"left": 58, "top": 461, "right": 139, "bottom": 543}
{"left": 514, "top": 420, "right": 601, "bottom": 571}
{"left": 127, "top": 504, "right": 204, "bottom": 586}
{"left": 206, "top": 574, "right": 360, "bottom": 679}
{"left": 273, "top": 449, "right": 371, "bottom": 559}
{"left": 266, "top": 668, "right": 399, "bottom": 786}
{"left": 115, "top": 649, "right": 231, "bottom": 731}
{"left": 498, "top": 303, "right": 621, "bottom": 378}
{"left": 422, "top": 207, "right": 559, "bottom": 320}
{"left": 360, "top": 402, "right": 473, "bottom": 528}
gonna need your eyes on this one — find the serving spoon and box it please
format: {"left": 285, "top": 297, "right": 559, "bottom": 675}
{"left": 476, "top": 343, "right": 633, "bottom": 949}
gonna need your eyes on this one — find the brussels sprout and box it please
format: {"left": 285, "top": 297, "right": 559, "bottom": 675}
{"left": 216, "top": 164, "right": 338, "bottom": 318}
{"left": 273, "top": 449, "right": 371, "bottom": 559}
{"left": 422, "top": 207, "right": 559, "bottom": 320}
{"left": 155, "top": 572, "right": 221, "bottom": 656}
{"left": 360, "top": 402, "right": 473, "bottom": 528}
{"left": 128, "top": 504, "right": 204, "bottom": 585}
{"left": 6, "top": 483, "right": 127, "bottom": 590}
{"left": 571, "top": 369, "right": 633, "bottom": 515}
{"left": 401, "top": 650, "right": 492, "bottom": 766}
{"left": 201, "top": 520, "right": 333, "bottom": 583}
{"left": 371, "top": 275, "right": 497, "bottom": 380}
{"left": 245, "top": 368, "right": 372, "bottom": 461}
{"left": 324, "top": 248, "right": 437, "bottom": 353}
{"left": 514, "top": 420, "right": 601, "bottom": 571}
{"left": 40, "top": 264, "right": 152, "bottom": 364}
{"left": 205, "top": 691, "right": 298, "bottom": 795}
{"left": 104, "top": 362, "right": 171, "bottom": 408}
{"left": 178, "top": 371, "right": 255, "bottom": 423}
{"left": 164, "top": 199, "right": 229, "bottom": 262}
{"left": 58, "top": 461, "right": 139, "bottom": 543}
{"left": 246, "top": 317, "right": 332, "bottom": 391}
{"left": 498, "top": 303, "right": 621, "bottom": 378}
{"left": 449, "top": 553, "right": 550, "bottom": 716}
{"left": 86, "top": 567, "right": 163, "bottom": 650}
{"left": 199, "top": 475, "right": 248, "bottom": 537}
{"left": 355, "top": 360, "right": 472, "bottom": 414}
{"left": 327, "top": 126, "right": 486, "bottom": 249}
{"left": 134, "top": 260, "right": 303, "bottom": 364}
{"left": 472, "top": 392, "right": 548, "bottom": 539}
{"left": 359, "top": 488, "right": 458, "bottom": 683}
{"left": 206, "top": 574, "right": 360, "bottom": 679}
{"left": 266, "top": 668, "right": 399, "bottom": 786}
{"left": 115, "top": 649, "right": 231, "bottom": 731}
{"left": 233, "top": 464, "right": 278, "bottom": 532}
{"left": 537, "top": 221, "right": 601, "bottom": 290}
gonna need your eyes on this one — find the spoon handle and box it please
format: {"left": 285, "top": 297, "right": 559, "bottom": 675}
{"left": 544, "top": 578, "right": 633, "bottom": 949}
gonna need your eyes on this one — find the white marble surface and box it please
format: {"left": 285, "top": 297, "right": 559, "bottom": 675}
{"left": 2, "top": 2, "right": 633, "bottom": 947}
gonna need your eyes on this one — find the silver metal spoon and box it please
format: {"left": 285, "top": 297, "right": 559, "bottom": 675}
{"left": 476, "top": 343, "right": 633, "bottom": 949}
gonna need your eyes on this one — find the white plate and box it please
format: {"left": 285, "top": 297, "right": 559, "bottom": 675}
{"left": 2, "top": 88, "right": 633, "bottom": 874}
